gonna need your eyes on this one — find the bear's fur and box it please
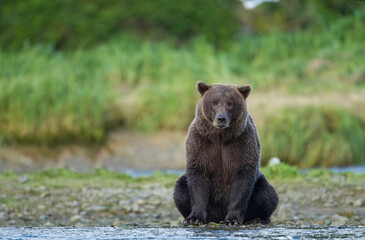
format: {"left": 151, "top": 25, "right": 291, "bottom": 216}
{"left": 173, "top": 81, "right": 279, "bottom": 225}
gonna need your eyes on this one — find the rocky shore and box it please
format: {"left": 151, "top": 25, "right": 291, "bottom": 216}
{"left": 0, "top": 170, "right": 364, "bottom": 227}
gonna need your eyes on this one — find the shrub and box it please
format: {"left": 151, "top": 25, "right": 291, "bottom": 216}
{"left": 0, "top": 0, "right": 238, "bottom": 50}
{"left": 260, "top": 106, "right": 365, "bottom": 167}
{"left": 261, "top": 163, "right": 302, "bottom": 180}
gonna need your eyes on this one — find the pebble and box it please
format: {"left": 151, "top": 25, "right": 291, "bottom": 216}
{"left": 38, "top": 205, "right": 46, "bottom": 210}
{"left": 70, "top": 215, "right": 82, "bottom": 223}
{"left": 330, "top": 215, "right": 348, "bottom": 226}
{"left": 75, "top": 222, "right": 84, "bottom": 228}
{"left": 43, "top": 221, "right": 54, "bottom": 227}
{"left": 0, "top": 176, "right": 364, "bottom": 227}
{"left": 353, "top": 199, "right": 364, "bottom": 207}
{"left": 86, "top": 205, "right": 108, "bottom": 211}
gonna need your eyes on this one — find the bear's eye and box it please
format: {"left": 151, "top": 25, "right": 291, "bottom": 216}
{"left": 227, "top": 102, "right": 233, "bottom": 107}
{"left": 212, "top": 100, "right": 218, "bottom": 106}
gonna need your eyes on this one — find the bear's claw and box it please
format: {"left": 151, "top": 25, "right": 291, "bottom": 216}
{"left": 183, "top": 217, "right": 204, "bottom": 226}
{"left": 219, "top": 219, "right": 240, "bottom": 225}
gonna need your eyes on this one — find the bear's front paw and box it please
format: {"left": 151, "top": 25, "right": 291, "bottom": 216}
{"left": 183, "top": 217, "right": 205, "bottom": 226}
{"left": 220, "top": 214, "right": 243, "bottom": 225}
{"left": 219, "top": 219, "right": 242, "bottom": 225}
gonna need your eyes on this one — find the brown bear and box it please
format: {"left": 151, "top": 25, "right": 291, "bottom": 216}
{"left": 173, "top": 81, "right": 279, "bottom": 225}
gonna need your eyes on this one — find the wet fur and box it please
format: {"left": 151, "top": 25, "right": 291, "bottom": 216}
{"left": 173, "top": 83, "right": 279, "bottom": 225}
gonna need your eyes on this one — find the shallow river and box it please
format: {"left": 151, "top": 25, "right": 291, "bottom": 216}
{"left": 1, "top": 226, "right": 364, "bottom": 239}
{"left": 122, "top": 165, "right": 365, "bottom": 178}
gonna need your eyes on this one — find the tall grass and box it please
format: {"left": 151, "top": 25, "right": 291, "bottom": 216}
{"left": 260, "top": 106, "right": 365, "bottom": 167}
{"left": 0, "top": 46, "right": 119, "bottom": 144}
{"left": 0, "top": 12, "right": 364, "bottom": 145}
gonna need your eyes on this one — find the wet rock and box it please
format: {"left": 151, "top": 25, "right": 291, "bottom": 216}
{"left": 75, "top": 222, "right": 84, "bottom": 227}
{"left": 70, "top": 215, "right": 82, "bottom": 223}
{"left": 43, "top": 221, "right": 54, "bottom": 227}
{"left": 284, "top": 221, "right": 295, "bottom": 226}
{"left": 330, "top": 215, "right": 348, "bottom": 226}
{"left": 111, "top": 220, "right": 122, "bottom": 227}
{"left": 316, "top": 219, "right": 325, "bottom": 225}
{"left": 317, "top": 218, "right": 332, "bottom": 226}
{"left": 295, "top": 220, "right": 303, "bottom": 226}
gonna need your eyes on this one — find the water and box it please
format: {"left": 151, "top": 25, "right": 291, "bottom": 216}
{"left": 123, "top": 165, "right": 365, "bottom": 178}
{"left": 1, "top": 226, "right": 364, "bottom": 240}
{"left": 122, "top": 169, "right": 184, "bottom": 178}
{"left": 329, "top": 165, "right": 365, "bottom": 174}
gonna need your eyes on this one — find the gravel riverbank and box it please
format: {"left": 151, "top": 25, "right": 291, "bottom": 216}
{"left": 0, "top": 170, "right": 364, "bottom": 227}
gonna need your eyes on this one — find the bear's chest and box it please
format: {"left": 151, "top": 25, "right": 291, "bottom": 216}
{"left": 202, "top": 140, "right": 242, "bottom": 185}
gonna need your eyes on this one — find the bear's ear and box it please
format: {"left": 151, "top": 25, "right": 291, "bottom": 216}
{"left": 197, "top": 81, "right": 210, "bottom": 96}
{"left": 238, "top": 84, "right": 251, "bottom": 99}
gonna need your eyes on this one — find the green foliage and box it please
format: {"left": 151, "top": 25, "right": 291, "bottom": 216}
{"left": 0, "top": 171, "right": 17, "bottom": 178}
{"left": 1, "top": 9, "right": 365, "bottom": 146}
{"left": 0, "top": 46, "right": 122, "bottom": 144}
{"left": 260, "top": 106, "right": 365, "bottom": 168}
{"left": 304, "top": 168, "right": 334, "bottom": 179}
{"left": 1, "top": 0, "right": 363, "bottom": 50}
{"left": 4, "top": 168, "right": 177, "bottom": 188}
{"left": 2, "top": 165, "right": 364, "bottom": 187}
{"left": 29, "top": 168, "right": 132, "bottom": 181}
{"left": 0, "top": 0, "right": 238, "bottom": 50}
{"left": 261, "top": 163, "right": 302, "bottom": 180}
{"left": 240, "top": 0, "right": 363, "bottom": 34}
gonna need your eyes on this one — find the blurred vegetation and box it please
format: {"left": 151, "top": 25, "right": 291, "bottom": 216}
{"left": 1, "top": 12, "right": 364, "bottom": 143}
{"left": 0, "top": 168, "right": 179, "bottom": 188}
{"left": 260, "top": 106, "right": 365, "bottom": 167}
{"left": 0, "top": 0, "right": 363, "bottom": 50}
{"left": 0, "top": 0, "right": 364, "bottom": 167}
{"left": 261, "top": 163, "right": 365, "bottom": 181}
{"left": 1, "top": 164, "right": 364, "bottom": 189}
{"left": 0, "top": 0, "right": 238, "bottom": 49}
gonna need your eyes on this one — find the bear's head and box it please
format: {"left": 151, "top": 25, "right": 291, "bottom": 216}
{"left": 197, "top": 81, "right": 251, "bottom": 129}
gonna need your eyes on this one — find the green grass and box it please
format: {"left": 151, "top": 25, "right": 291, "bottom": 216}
{"left": 0, "top": 46, "right": 121, "bottom": 144}
{"left": 1, "top": 164, "right": 364, "bottom": 190}
{"left": 0, "top": 11, "right": 364, "bottom": 153}
{"left": 260, "top": 105, "right": 365, "bottom": 168}
{"left": 0, "top": 168, "right": 178, "bottom": 189}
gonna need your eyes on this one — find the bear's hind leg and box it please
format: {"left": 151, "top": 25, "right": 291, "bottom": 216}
{"left": 173, "top": 174, "right": 191, "bottom": 218}
{"left": 244, "top": 174, "right": 279, "bottom": 224}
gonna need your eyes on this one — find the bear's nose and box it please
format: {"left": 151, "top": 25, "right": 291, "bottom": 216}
{"left": 217, "top": 114, "right": 227, "bottom": 126}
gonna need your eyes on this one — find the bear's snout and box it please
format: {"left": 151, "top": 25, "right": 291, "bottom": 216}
{"left": 214, "top": 114, "right": 229, "bottom": 128}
